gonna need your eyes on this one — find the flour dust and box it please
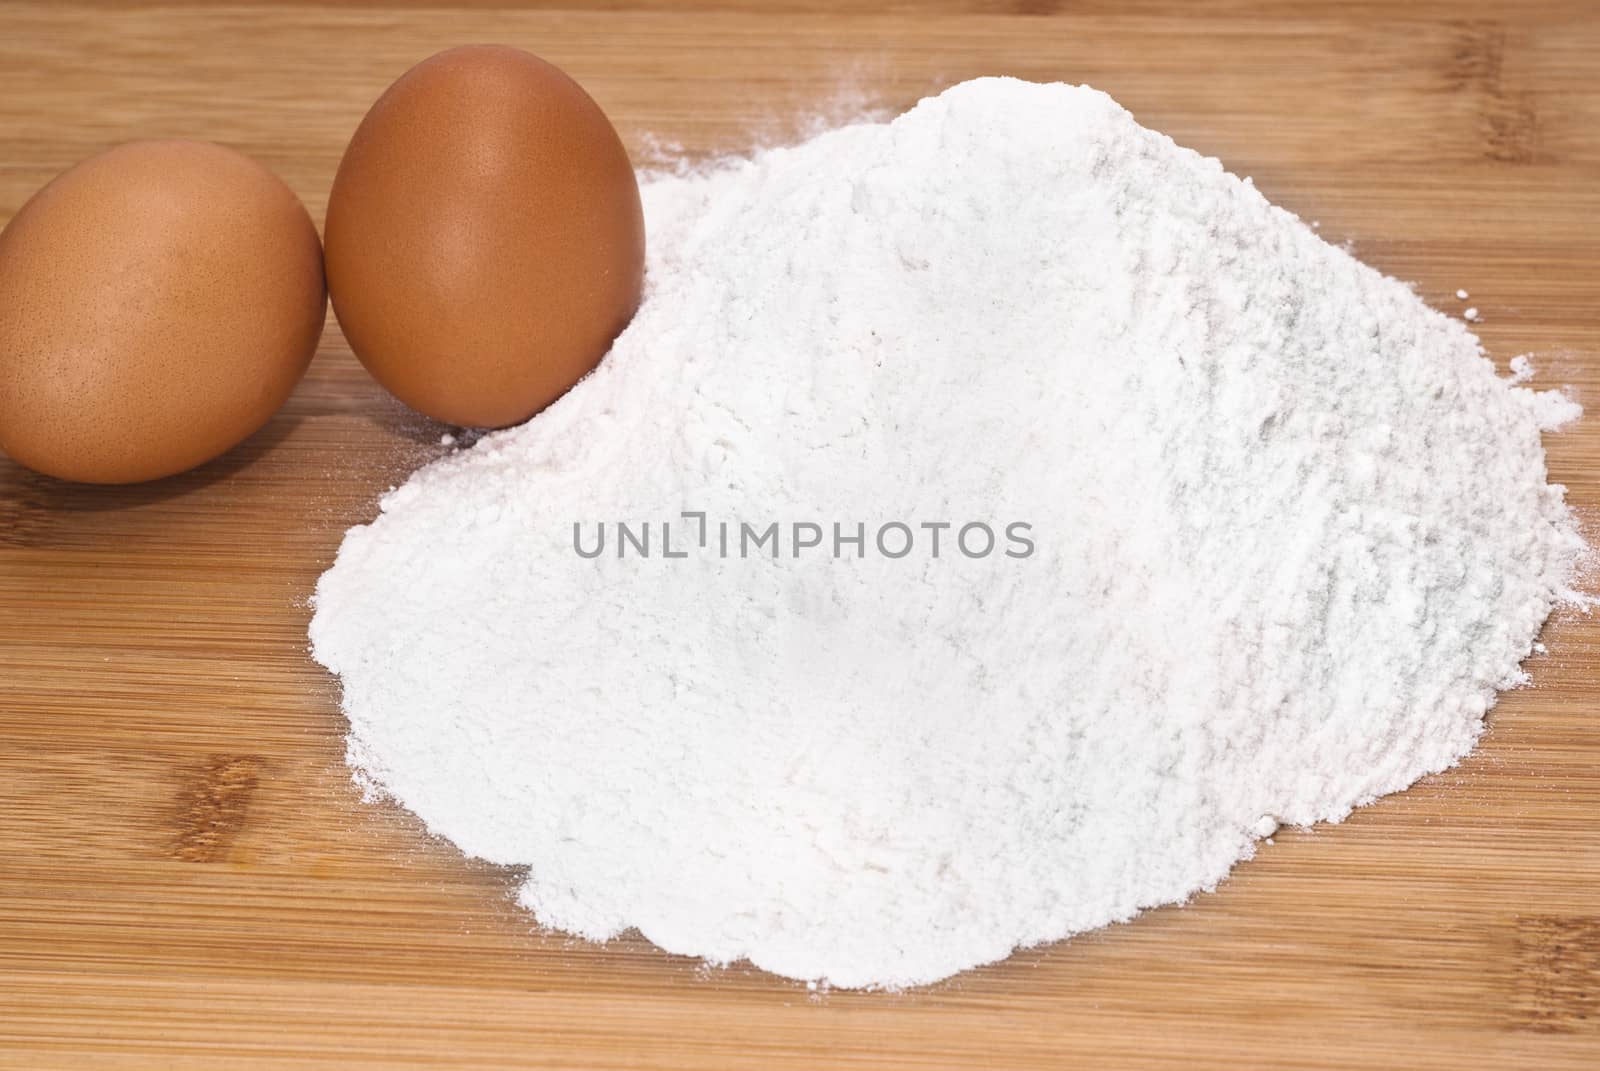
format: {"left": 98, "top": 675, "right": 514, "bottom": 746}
{"left": 310, "top": 78, "right": 1587, "bottom": 989}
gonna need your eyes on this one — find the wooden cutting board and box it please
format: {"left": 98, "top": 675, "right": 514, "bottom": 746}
{"left": 2, "top": 2, "right": 1598, "bottom": 1067}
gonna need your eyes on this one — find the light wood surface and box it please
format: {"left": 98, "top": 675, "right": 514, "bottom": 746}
{"left": 3, "top": 2, "right": 1599, "bottom": 1068}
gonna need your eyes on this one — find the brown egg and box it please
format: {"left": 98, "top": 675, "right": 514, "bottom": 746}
{"left": 0, "top": 140, "right": 325, "bottom": 484}
{"left": 325, "top": 45, "right": 645, "bottom": 428}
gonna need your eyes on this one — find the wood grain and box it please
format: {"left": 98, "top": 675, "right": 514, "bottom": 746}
{"left": 2, "top": 2, "right": 1598, "bottom": 1068}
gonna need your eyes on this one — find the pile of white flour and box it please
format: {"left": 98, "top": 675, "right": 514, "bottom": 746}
{"left": 310, "top": 78, "right": 1586, "bottom": 989}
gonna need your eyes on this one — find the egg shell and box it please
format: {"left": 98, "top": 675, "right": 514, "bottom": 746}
{"left": 324, "top": 45, "right": 645, "bottom": 428}
{"left": 0, "top": 140, "right": 326, "bottom": 484}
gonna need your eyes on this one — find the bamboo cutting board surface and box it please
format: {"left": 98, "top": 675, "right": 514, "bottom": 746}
{"left": 3, "top": 2, "right": 1599, "bottom": 1068}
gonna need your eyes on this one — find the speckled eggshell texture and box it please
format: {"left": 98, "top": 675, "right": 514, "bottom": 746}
{"left": 324, "top": 45, "right": 646, "bottom": 429}
{"left": 0, "top": 140, "right": 326, "bottom": 484}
